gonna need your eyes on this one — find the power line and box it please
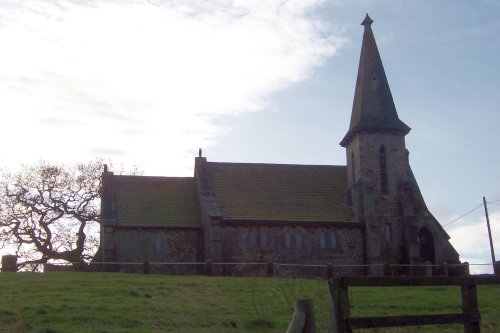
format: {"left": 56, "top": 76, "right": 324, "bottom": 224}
{"left": 442, "top": 203, "right": 483, "bottom": 227}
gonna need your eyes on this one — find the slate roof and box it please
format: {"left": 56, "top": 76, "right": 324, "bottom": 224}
{"left": 111, "top": 175, "right": 201, "bottom": 228}
{"left": 206, "top": 162, "right": 355, "bottom": 222}
{"left": 340, "top": 14, "right": 410, "bottom": 147}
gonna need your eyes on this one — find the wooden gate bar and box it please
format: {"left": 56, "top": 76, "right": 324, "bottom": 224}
{"left": 329, "top": 275, "right": 499, "bottom": 333}
{"left": 340, "top": 276, "right": 500, "bottom": 287}
{"left": 348, "top": 313, "right": 480, "bottom": 329}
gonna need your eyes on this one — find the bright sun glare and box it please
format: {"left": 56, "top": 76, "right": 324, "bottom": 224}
{"left": 0, "top": 1, "right": 344, "bottom": 176}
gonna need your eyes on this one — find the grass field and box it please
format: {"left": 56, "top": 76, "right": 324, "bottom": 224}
{"left": 0, "top": 272, "right": 499, "bottom": 333}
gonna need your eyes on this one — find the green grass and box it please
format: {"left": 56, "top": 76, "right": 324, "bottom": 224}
{"left": 0, "top": 272, "right": 498, "bottom": 332}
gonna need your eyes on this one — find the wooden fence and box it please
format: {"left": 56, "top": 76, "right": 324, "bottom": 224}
{"left": 86, "top": 260, "right": 359, "bottom": 278}
{"left": 329, "top": 275, "right": 500, "bottom": 333}
{"left": 86, "top": 260, "right": 475, "bottom": 278}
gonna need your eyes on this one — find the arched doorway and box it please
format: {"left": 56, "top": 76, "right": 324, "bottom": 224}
{"left": 418, "top": 227, "right": 435, "bottom": 263}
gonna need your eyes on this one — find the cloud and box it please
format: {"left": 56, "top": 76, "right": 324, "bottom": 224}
{"left": 87, "top": 148, "right": 128, "bottom": 157}
{"left": 0, "top": 0, "right": 347, "bottom": 175}
{"left": 448, "top": 210, "right": 500, "bottom": 274}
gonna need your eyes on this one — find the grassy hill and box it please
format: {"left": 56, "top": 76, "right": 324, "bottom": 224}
{"left": 0, "top": 272, "right": 499, "bottom": 332}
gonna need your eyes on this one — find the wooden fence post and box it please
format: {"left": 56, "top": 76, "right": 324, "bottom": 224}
{"left": 441, "top": 261, "right": 449, "bottom": 276}
{"left": 329, "top": 278, "right": 350, "bottom": 333}
{"left": 461, "top": 279, "right": 480, "bottom": 333}
{"left": 384, "top": 263, "right": 392, "bottom": 276}
{"left": 463, "top": 262, "right": 470, "bottom": 276}
{"left": 286, "top": 299, "right": 316, "bottom": 333}
{"left": 206, "top": 260, "right": 213, "bottom": 276}
{"left": 302, "top": 299, "right": 316, "bottom": 333}
{"left": 1, "top": 255, "right": 18, "bottom": 272}
{"left": 267, "top": 261, "right": 274, "bottom": 277}
{"left": 424, "top": 261, "right": 433, "bottom": 277}
{"left": 143, "top": 261, "right": 150, "bottom": 275}
{"left": 326, "top": 265, "right": 334, "bottom": 279}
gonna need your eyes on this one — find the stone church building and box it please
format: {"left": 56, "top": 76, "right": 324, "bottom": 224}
{"left": 98, "top": 15, "right": 459, "bottom": 276}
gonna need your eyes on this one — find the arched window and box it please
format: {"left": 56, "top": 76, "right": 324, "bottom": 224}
{"left": 385, "top": 224, "right": 392, "bottom": 242}
{"left": 379, "top": 146, "right": 388, "bottom": 194}
{"left": 330, "top": 231, "right": 337, "bottom": 249}
{"left": 260, "top": 229, "right": 268, "bottom": 249}
{"left": 285, "top": 231, "right": 292, "bottom": 249}
{"left": 155, "top": 233, "right": 162, "bottom": 254}
{"left": 319, "top": 231, "right": 326, "bottom": 249}
{"left": 296, "top": 231, "right": 303, "bottom": 249}
{"left": 248, "top": 229, "right": 257, "bottom": 249}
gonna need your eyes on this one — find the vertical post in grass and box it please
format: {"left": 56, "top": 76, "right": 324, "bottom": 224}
{"left": 286, "top": 299, "right": 316, "bottom": 333}
{"left": 326, "top": 265, "right": 334, "bottom": 279}
{"left": 461, "top": 279, "right": 480, "bottom": 333}
{"left": 384, "top": 263, "right": 392, "bottom": 276}
{"left": 441, "top": 261, "right": 449, "bottom": 276}
{"left": 329, "top": 278, "right": 350, "bottom": 333}
{"left": 424, "top": 261, "right": 433, "bottom": 277}
{"left": 266, "top": 261, "right": 274, "bottom": 277}
{"left": 302, "top": 299, "right": 316, "bottom": 333}
{"left": 206, "top": 260, "right": 213, "bottom": 276}
{"left": 143, "top": 261, "right": 150, "bottom": 275}
{"left": 1, "top": 255, "right": 17, "bottom": 272}
{"left": 463, "top": 262, "right": 470, "bottom": 276}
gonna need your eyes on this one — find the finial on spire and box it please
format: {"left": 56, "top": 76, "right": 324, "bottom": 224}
{"left": 198, "top": 148, "right": 202, "bottom": 158}
{"left": 361, "top": 13, "right": 373, "bottom": 26}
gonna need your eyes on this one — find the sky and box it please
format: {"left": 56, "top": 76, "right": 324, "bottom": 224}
{"left": 0, "top": 0, "right": 498, "bottom": 273}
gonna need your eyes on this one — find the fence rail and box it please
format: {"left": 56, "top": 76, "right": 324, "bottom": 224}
{"left": 3, "top": 255, "right": 499, "bottom": 278}
{"left": 329, "top": 275, "right": 500, "bottom": 333}
{"left": 37, "top": 260, "right": 495, "bottom": 280}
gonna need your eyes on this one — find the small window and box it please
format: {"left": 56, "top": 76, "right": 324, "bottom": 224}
{"left": 249, "top": 229, "right": 257, "bottom": 249}
{"left": 260, "top": 230, "right": 268, "bottom": 249}
{"left": 154, "top": 234, "right": 162, "bottom": 253}
{"left": 296, "top": 232, "right": 303, "bottom": 249}
{"left": 285, "top": 232, "right": 292, "bottom": 249}
{"left": 319, "top": 231, "right": 326, "bottom": 249}
{"left": 385, "top": 224, "right": 392, "bottom": 242}
{"left": 351, "top": 151, "right": 356, "bottom": 184}
{"left": 330, "top": 232, "right": 337, "bottom": 249}
{"left": 379, "top": 146, "right": 388, "bottom": 194}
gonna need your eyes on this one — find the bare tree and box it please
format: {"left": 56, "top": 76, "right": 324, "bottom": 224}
{"left": 0, "top": 160, "right": 103, "bottom": 270}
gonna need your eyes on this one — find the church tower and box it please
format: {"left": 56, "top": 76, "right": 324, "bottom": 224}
{"left": 341, "top": 15, "right": 458, "bottom": 274}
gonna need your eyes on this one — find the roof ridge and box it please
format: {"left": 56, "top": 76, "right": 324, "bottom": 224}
{"left": 207, "top": 161, "right": 347, "bottom": 168}
{"left": 112, "top": 175, "right": 195, "bottom": 181}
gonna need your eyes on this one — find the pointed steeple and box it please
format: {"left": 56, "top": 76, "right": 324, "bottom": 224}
{"left": 340, "top": 14, "right": 410, "bottom": 147}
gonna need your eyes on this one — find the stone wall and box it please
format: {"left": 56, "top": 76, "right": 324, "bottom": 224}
{"left": 346, "top": 131, "right": 460, "bottom": 270}
{"left": 347, "top": 133, "right": 411, "bottom": 268}
{"left": 220, "top": 224, "right": 364, "bottom": 276}
{"left": 347, "top": 133, "right": 409, "bottom": 195}
{"left": 102, "top": 227, "right": 203, "bottom": 274}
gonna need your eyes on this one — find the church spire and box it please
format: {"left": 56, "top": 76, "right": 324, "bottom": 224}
{"left": 340, "top": 14, "right": 410, "bottom": 147}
